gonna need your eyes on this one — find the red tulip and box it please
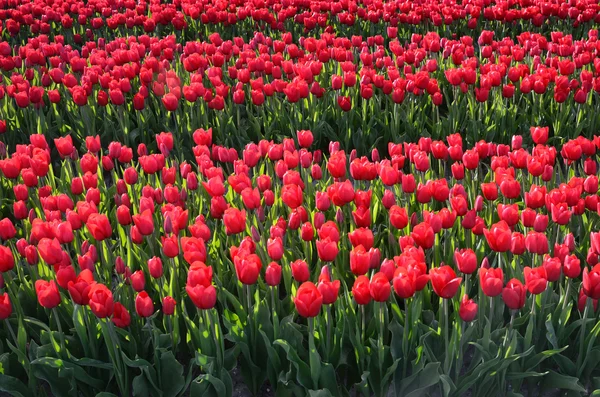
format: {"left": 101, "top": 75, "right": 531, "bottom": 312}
{"left": 223, "top": 208, "right": 246, "bottom": 235}
{"left": 524, "top": 266, "right": 548, "bottom": 295}
{"left": 454, "top": 249, "right": 477, "bottom": 274}
{"left": 112, "top": 302, "right": 131, "bottom": 328}
{"left": 583, "top": 264, "right": 600, "bottom": 299}
{"left": 411, "top": 222, "right": 434, "bottom": 249}
{"left": 502, "top": 279, "right": 526, "bottom": 310}
{"left": 483, "top": 221, "right": 512, "bottom": 252}
{"left": 265, "top": 262, "right": 282, "bottom": 286}
{"left": 291, "top": 259, "right": 310, "bottom": 282}
{"left": 352, "top": 275, "right": 371, "bottom": 305}
{"left": 162, "top": 296, "right": 176, "bottom": 315}
{"left": 0, "top": 246, "right": 14, "bottom": 272}
{"left": 430, "top": 266, "right": 461, "bottom": 299}
{"left": 186, "top": 284, "right": 217, "bottom": 310}
{"left": 459, "top": 295, "right": 478, "bottom": 322}
{"left": 294, "top": 282, "right": 322, "bottom": 317}
{"left": 369, "top": 272, "right": 391, "bottom": 302}
{"left": 317, "top": 269, "right": 340, "bottom": 305}
{"left": 479, "top": 267, "right": 504, "bottom": 297}
{"left": 135, "top": 291, "right": 154, "bottom": 317}
{"left": 316, "top": 238, "right": 338, "bottom": 262}
{"left": 0, "top": 292, "right": 11, "bottom": 320}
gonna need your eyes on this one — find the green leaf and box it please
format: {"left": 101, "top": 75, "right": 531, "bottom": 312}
{"left": 542, "top": 370, "right": 586, "bottom": 392}
{"left": 190, "top": 373, "right": 227, "bottom": 397}
{"left": 0, "top": 374, "right": 33, "bottom": 397}
{"left": 275, "top": 339, "right": 313, "bottom": 389}
{"left": 160, "top": 350, "right": 185, "bottom": 397}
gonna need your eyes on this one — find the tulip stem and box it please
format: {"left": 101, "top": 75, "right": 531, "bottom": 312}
{"left": 4, "top": 319, "right": 17, "bottom": 347}
{"left": 489, "top": 297, "right": 494, "bottom": 330}
{"left": 326, "top": 304, "right": 332, "bottom": 360}
{"left": 576, "top": 298, "right": 590, "bottom": 371}
{"left": 361, "top": 305, "right": 365, "bottom": 342}
{"left": 379, "top": 302, "right": 385, "bottom": 368}
{"left": 443, "top": 298, "right": 449, "bottom": 364}
{"left": 562, "top": 278, "right": 571, "bottom": 313}
{"left": 52, "top": 308, "right": 68, "bottom": 358}
{"left": 308, "top": 317, "right": 319, "bottom": 389}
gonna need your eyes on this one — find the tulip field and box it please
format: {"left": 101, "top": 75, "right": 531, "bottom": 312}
{"left": 3, "top": 0, "right": 600, "bottom": 396}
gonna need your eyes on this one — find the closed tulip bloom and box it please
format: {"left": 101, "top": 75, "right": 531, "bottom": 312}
{"left": 267, "top": 237, "right": 284, "bottom": 261}
{"left": 130, "top": 270, "right": 146, "bottom": 292}
{"left": 591, "top": 232, "right": 600, "bottom": 255}
{"left": 430, "top": 265, "right": 461, "bottom": 299}
{"left": 161, "top": 296, "right": 176, "bottom": 316}
{"left": 483, "top": 221, "right": 512, "bottom": 252}
{"left": 281, "top": 184, "right": 303, "bottom": 209}
{"left": 223, "top": 208, "right": 246, "bottom": 235}
{"left": 186, "top": 284, "right": 217, "bottom": 310}
{"left": 352, "top": 276, "right": 371, "bottom": 305}
{"left": 370, "top": 272, "right": 391, "bottom": 302}
{"left": 67, "top": 269, "right": 94, "bottom": 305}
{"left": 88, "top": 283, "right": 114, "bottom": 318}
{"left": 525, "top": 232, "right": 548, "bottom": 255}
{"left": 410, "top": 222, "right": 434, "bottom": 249}
{"left": 291, "top": 259, "right": 310, "bottom": 282}
{"left": 132, "top": 210, "right": 154, "bottom": 236}
{"left": 481, "top": 183, "right": 498, "bottom": 201}
{"left": 583, "top": 264, "right": 600, "bottom": 299}
{"left": 454, "top": 249, "right": 477, "bottom": 274}
{"left": 564, "top": 255, "right": 581, "bottom": 279}
{"left": 317, "top": 269, "right": 340, "bottom": 305}
{"left": 0, "top": 245, "right": 14, "bottom": 272}
{"left": 161, "top": 235, "right": 179, "bottom": 258}
{"left": 459, "top": 295, "right": 478, "bottom": 322}
{"left": 265, "top": 262, "right": 282, "bottom": 286}
{"left": 148, "top": 257, "right": 163, "bottom": 279}
{"left": 389, "top": 206, "right": 408, "bottom": 229}
{"left": 112, "top": 302, "right": 131, "bottom": 328}
{"left": 393, "top": 267, "right": 416, "bottom": 299}
{"left": 294, "top": 282, "right": 322, "bottom": 317}
{"left": 234, "top": 254, "right": 261, "bottom": 285}
{"left": 350, "top": 245, "right": 370, "bottom": 276}
{"left": 540, "top": 256, "right": 560, "bottom": 282}
{"left": 502, "top": 279, "right": 527, "bottom": 310}
{"left": 524, "top": 266, "right": 547, "bottom": 295}
{"left": 86, "top": 213, "right": 113, "bottom": 241}
{"left": 531, "top": 126, "right": 549, "bottom": 145}
{"left": 511, "top": 232, "right": 526, "bottom": 255}
{"left": 37, "top": 238, "right": 64, "bottom": 265}
{"left": 135, "top": 291, "right": 154, "bottom": 317}
{"left": 316, "top": 238, "right": 338, "bottom": 262}
{"left": 479, "top": 267, "right": 504, "bottom": 297}
{"left": 0, "top": 292, "right": 11, "bottom": 320}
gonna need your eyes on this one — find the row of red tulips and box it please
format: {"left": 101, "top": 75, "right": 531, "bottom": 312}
{"left": 1, "top": 30, "right": 600, "bottom": 148}
{"left": 0, "top": 0, "right": 599, "bottom": 40}
{"left": 0, "top": 127, "right": 600, "bottom": 395}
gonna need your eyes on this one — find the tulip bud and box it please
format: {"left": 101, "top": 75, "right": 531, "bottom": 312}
{"left": 335, "top": 208, "right": 344, "bottom": 224}
{"left": 251, "top": 226, "right": 261, "bottom": 243}
{"left": 115, "top": 256, "right": 126, "bottom": 274}
{"left": 164, "top": 215, "right": 173, "bottom": 234}
{"left": 480, "top": 257, "right": 490, "bottom": 269}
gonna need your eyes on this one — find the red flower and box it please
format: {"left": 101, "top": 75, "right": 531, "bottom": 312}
{"left": 223, "top": 208, "right": 246, "bottom": 235}
{"left": 483, "top": 221, "right": 512, "bottom": 252}
{"left": 459, "top": 295, "right": 478, "bottom": 322}
{"left": 186, "top": 284, "right": 217, "bottom": 310}
{"left": 350, "top": 245, "right": 370, "bottom": 276}
{"left": 530, "top": 126, "right": 549, "bottom": 145}
{"left": 297, "top": 130, "right": 313, "bottom": 148}
{"left": 112, "top": 302, "right": 131, "bottom": 328}
{"left": 524, "top": 266, "right": 548, "bottom": 295}
{"left": 0, "top": 292, "right": 12, "bottom": 320}
{"left": 35, "top": 279, "right": 61, "bottom": 309}
{"left": 161, "top": 235, "right": 179, "bottom": 258}
{"left": 0, "top": 246, "right": 14, "bottom": 272}
{"left": 234, "top": 254, "right": 261, "bottom": 285}
{"left": 162, "top": 93, "right": 179, "bottom": 111}
{"left": 88, "top": 284, "right": 115, "bottom": 317}
{"left": 294, "top": 282, "right": 322, "bottom": 317}
{"left": 291, "top": 259, "right": 310, "bottom": 282}
{"left": 430, "top": 265, "right": 461, "bottom": 299}
{"left": 352, "top": 275, "right": 371, "bottom": 305}
{"left": 317, "top": 269, "right": 340, "bottom": 305}
{"left": 67, "top": 269, "right": 94, "bottom": 305}
{"left": 564, "top": 255, "right": 581, "bottom": 279}
{"left": 389, "top": 206, "right": 408, "bottom": 229}
{"left": 369, "top": 272, "right": 391, "bottom": 302}
{"left": 479, "top": 267, "right": 504, "bottom": 297}
{"left": 454, "top": 249, "right": 477, "bottom": 274}
{"left": 132, "top": 210, "right": 154, "bottom": 236}
{"left": 86, "top": 213, "right": 112, "bottom": 241}
{"left": 316, "top": 238, "right": 338, "bottom": 262}
{"left": 37, "top": 238, "right": 64, "bottom": 265}
{"left": 411, "top": 222, "right": 435, "bottom": 249}
{"left": 502, "top": 279, "right": 526, "bottom": 310}
{"left": 135, "top": 291, "right": 154, "bottom": 318}
{"left": 265, "top": 262, "right": 282, "bottom": 286}
{"left": 54, "top": 135, "right": 74, "bottom": 158}
{"left": 162, "top": 296, "right": 176, "bottom": 316}
{"left": 583, "top": 264, "right": 600, "bottom": 299}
